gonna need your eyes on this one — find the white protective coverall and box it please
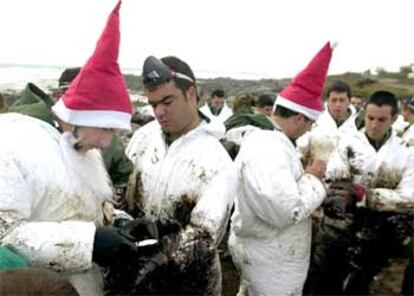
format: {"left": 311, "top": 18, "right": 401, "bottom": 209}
{"left": 392, "top": 114, "right": 410, "bottom": 135}
{"left": 326, "top": 129, "right": 414, "bottom": 211}
{"left": 297, "top": 106, "right": 358, "bottom": 163}
{"left": 228, "top": 126, "right": 326, "bottom": 296}
{"left": 200, "top": 103, "right": 233, "bottom": 123}
{"left": 401, "top": 123, "right": 414, "bottom": 147}
{"left": 0, "top": 113, "right": 113, "bottom": 296}
{"left": 126, "top": 119, "right": 236, "bottom": 294}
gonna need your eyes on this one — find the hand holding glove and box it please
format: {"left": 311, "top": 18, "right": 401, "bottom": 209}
{"left": 156, "top": 218, "right": 181, "bottom": 238}
{"left": 304, "top": 158, "right": 327, "bottom": 180}
{"left": 92, "top": 226, "right": 139, "bottom": 267}
{"left": 121, "top": 217, "right": 180, "bottom": 240}
{"left": 101, "top": 219, "right": 181, "bottom": 293}
{"left": 323, "top": 180, "right": 365, "bottom": 219}
{"left": 122, "top": 218, "right": 159, "bottom": 241}
{"left": 121, "top": 217, "right": 181, "bottom": 257}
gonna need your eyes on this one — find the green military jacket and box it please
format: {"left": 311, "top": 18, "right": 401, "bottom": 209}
{"left": 224, "top": 106, "right": 274, "bottom": 131}
{"left": 8, "top": 83, "right": 56, "bottom": 126}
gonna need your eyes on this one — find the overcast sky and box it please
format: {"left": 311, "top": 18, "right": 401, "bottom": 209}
{"left": 0, "top": 0, "right": 413, "bottom": 79}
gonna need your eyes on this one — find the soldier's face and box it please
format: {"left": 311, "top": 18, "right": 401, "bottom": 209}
{"left": 351, "top": 97, "right": 363, "bottom": 109}
{"left": 257, "top": 106, "right": 273, "bottom": 117}
{"left": 364, "top": 104, "right": 396, "bottom": 142}
{"left": 211, "top": 95, "right": 225, "bottom": 108}
{"left": 145, "top": 81, "right": 198, "bottom": 140}
{"left": 327, "top": 91, "right": 350, "bottom": 121}
{"left": 401, "top": 105, "right": 414, "bottom": 122}
{"left": 294, "top": 114, "right": 314, "bottom": 139}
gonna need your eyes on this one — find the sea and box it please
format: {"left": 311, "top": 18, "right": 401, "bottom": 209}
{"left": 0, "top": 64, "right": 142, "bottom": 94}
{"left": 0, "top": 65, "right": 61, "bottom": 93}
{"left": 0, "top": 64, "right": 267, "bottom": 94}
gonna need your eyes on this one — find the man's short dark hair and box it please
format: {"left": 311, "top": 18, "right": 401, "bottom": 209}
{"left": 211, "top": 89, "right": 225, "bottom": 98}
{"left": 367, "top": 90, "right": 398, "bottom": 116}
{"left": 256, "top": 94, "right": 275, "bottom": 107}
{"left": 273, "top": 105, "right": 300, "bottom": 118}
{"left": 58, "top": 67, "right": 81, "bottom": 88}
{"left": 326, "top": 80, "right": 352, "bottom": 98}
{"left": 160, "top": 56, "right": 196, "bottom": 97}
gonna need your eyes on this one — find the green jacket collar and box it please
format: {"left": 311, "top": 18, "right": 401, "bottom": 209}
{"left": 366, "top": 128, "right": 392, "bottom": 151}
{"left": 8, "top": 83, "right": 56, "bottom": 126}
{"left": 224, "top": 106, "right": 274, "bottom": 131}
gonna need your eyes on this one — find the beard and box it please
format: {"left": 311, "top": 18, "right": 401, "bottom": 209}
{"left": 59, "top": 131, "right": 113, "bottom": 202}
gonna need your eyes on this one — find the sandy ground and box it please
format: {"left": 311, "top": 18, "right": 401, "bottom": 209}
{"left": 370, "top": 257, "right": 409, "bottom": 296}
{"left": 221, "top": 251, "right": 240, "bottom": 296}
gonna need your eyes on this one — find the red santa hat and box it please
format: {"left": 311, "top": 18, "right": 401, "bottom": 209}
{"left": 52, "top": 1, "right": 132, "bottom": 130}
{"left": 274, "top": 42, "right": 334, "bottom": 121}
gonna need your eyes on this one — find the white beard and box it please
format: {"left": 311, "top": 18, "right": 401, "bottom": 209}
{"left": 59, "top": 131, "right": 113, "bottom": 202}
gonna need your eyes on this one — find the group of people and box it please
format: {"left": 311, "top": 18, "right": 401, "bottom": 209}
{"left": 0, "top": 1, "right": 413, "bottom": 296}
{"left": 297, "top": 82, "right": 414, "bottom": 295}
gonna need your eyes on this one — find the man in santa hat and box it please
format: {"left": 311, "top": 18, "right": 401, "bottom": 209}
{"left": 57, "top": 66, "right": 133, "bottom": 203}
{"left": 0, "top": 2, "right": 146, "bottom": 295}
{"left": 228, "top": 42, "right": 334, "bottom": 295}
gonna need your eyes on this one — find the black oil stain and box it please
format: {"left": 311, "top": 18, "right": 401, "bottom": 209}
{"left": 128, "top": 228, "right": 215, "bottom": 295}
{"left": 347, "top": 146, "right": 355, "bottom": 159}
{"left": 125, "top": 168, "right": 145, "bottom": 218}
{"left": 373, "top": 165, "right": 402, "bottom": 190}
{"left": 173, "top": 194, "right": 197, "bottom": 226}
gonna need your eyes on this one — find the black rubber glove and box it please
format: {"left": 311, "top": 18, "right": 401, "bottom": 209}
{"left": 122, "top": 217, "right": 181, "bottom": 241}
{"left": 92, "top": 226, "right": 138, "bottom": 267}
{"left": 387, "top": 213, "right": 414, "bottom": 239}
{"left": 122, "top": 218, "right": 160, "bottom": 241}
{"left": 323, "top": 196, "right": 347, "bottom": 219}
{"left": 156, "top": 218, "right": 181, "bottom": 238}
{"left": 323, "top": 180, "right": 357, "bottom": 219}
{"left": 122, "top": 218, "right": 181, "bottom": 259}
